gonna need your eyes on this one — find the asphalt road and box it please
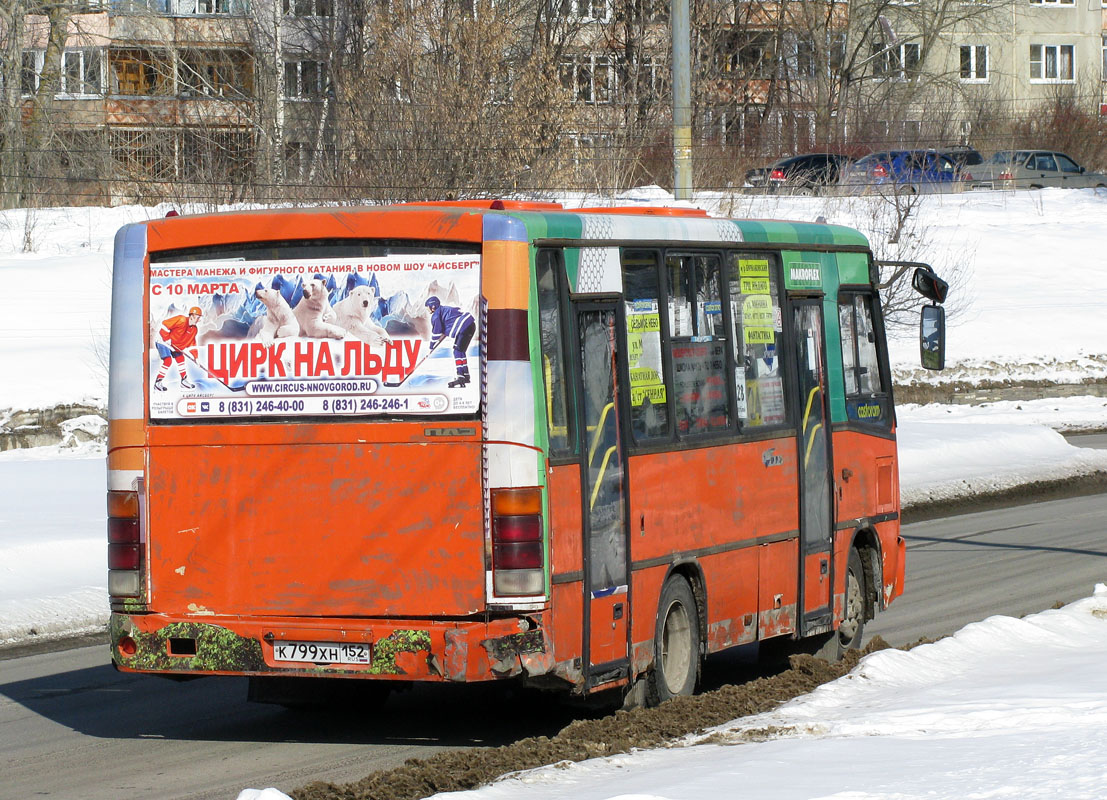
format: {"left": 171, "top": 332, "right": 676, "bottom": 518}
{"left": 866, "top": 492, "right": 1107, "bottom": 646}
{"left": 0, "top": 645, "right": 582, "bottom": 800}
{"left": 3, "top": 490, "right": 1107, "bottom": 800}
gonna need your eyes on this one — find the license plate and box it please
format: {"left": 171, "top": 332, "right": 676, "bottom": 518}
{"left": 272, "top": 640, "right": 371, "bottom": 665}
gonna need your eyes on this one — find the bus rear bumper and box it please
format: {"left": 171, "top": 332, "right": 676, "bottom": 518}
{"left": 109, "top": 612, "right": 554, "bottom": 683}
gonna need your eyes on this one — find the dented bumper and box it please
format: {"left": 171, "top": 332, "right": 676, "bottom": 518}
{"left": 110, "top": 612, "right": 556, "bottom": 683}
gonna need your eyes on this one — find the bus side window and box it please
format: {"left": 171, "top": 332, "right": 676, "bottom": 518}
{"left": 536, "top": 249, "right": 572, "bottom": 455}
{"left": 621, "top": 249, "right": 670, "bottom": 441}
{"left": 838, "top": 292, "right": 890, "bottom": 425}
{"left": 665, "top": 252, "right": 730, "bottom": 435}
{"left": 727, "top": 253, "right": 788, "bottom": 429}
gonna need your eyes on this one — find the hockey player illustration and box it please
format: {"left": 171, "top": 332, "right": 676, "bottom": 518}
{"left": 154, "top": 306, "right": 202, "bottom": 391}
{"left": 425, "top": 295, "right": 475, "bottom": 388}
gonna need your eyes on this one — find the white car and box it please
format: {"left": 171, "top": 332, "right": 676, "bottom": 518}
{"left": 967, "top": 150, "right": 1107, "bottom": 190}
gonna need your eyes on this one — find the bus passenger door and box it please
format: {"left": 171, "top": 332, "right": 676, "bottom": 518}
{"left": 793, "top": 299, "right": 834, "bottom": 635}
{"left": 573, "top": 301, "right": 631, "bottom": 688}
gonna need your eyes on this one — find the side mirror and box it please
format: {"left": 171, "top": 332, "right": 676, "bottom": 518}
{"left": 920, "top": 304, "right": 945, "bottom": 371}
{"left": 912, "top": 266, "right": 948, "bottom": 304}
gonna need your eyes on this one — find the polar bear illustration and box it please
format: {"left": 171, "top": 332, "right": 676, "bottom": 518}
{"left": 294, "top": 278, "right": 346, "bottom": 340}
{"left": 335, "top": 285, "right": 392, "bottom": 346}
{"left": 254, "top": 286, "right": 299, "bottom": 344}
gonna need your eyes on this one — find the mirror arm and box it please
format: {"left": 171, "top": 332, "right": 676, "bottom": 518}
{"left": 876, "top": 264, "right": 911, "bottom": 290}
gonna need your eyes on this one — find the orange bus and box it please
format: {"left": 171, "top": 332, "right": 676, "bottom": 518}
{"left": 106, "top": 200, "right": 946, "bottom": 706}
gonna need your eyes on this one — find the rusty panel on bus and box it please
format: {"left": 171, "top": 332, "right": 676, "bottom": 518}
{"left": 625, "top": 438, "right": 799, "bottom": 651}
{"left": 146, "top": 440, "right": 485, "bottom": 618}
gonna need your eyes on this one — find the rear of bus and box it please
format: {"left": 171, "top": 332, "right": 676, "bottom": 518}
{"left": 106, "top": 206, "right": 552, "bottom": 693}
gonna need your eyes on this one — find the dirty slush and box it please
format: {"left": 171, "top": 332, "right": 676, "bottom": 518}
{"left": 294, "top": 640, "right": 890, "bottom": 800}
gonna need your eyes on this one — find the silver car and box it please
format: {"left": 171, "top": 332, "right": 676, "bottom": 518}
{"left": 967, "top": 150, "right": 1107, "bottom": 190}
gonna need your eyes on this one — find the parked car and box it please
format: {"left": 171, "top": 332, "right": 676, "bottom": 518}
{"left": 838, "top": 150, "right": 969, "bottom": 194}
{"left": 744, "top": 153, "right": 853, "bottom": 194}
{"left": 966, "top": 150, "right": 1107, "bottom": 190}
{"left": 939, "top": 145, "right": 984, "bottom": 169}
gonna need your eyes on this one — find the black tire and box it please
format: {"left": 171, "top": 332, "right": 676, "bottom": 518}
{"left": 646, "top": 576, "right": 700, "bottom": 705}
{"left": 760, "top": 548, "right": 866, "bottom": 665}
{"left": 830, "top": 547, "right": 866, "bottom": 657}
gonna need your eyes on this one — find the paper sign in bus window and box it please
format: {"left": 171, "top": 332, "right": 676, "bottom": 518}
{"left": 625, "top": 305, "right": 667, "bottom": 407}
{"left": 738, "top": 258, "right": 770, "bottom": 278}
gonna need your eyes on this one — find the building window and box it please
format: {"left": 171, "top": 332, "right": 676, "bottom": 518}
{"left": 1030, "top": 44, "right": 1074, "bottom": 81}
{"left": 792, "top": 37, "right": 818, "bottom": 79}
{"left": 873, "top": 42, "right": 920, "bottom": 80}
{"left": 717, "top": 31, "right": 777, "bottom": 79}
{"left": 556, "top": 0, "right": 611, "bottom": 22}
{"left": 614, "top": 0, "right": 665, "bottom": 22}
{"left": 111, "top": 49, "right": 173, "bottom": 95}
{"left": 109, "top": 128, "right": 178, "bottom": 181}
{"left": 1029, "top": 0, "right": 1074, "bottom": 5}
{"left": 960, "top": 45, "right": 988, "bottom": 81}
{"left": 180, "top": 128, "right": 253, "bottom": 184}
{"left": 179, "top": 50, "right": 253, "bottom": 98}
{"left": 60, "top": 49, "right": 105, "bottom": 96}
{"left": 559, "top": 55, "right": 614, "bottom": 104}
{"left": 283, "top": 0, "right": 333, "bottom": 16}
{"left": 284, "top": 59, "right": 326, "bottom": 98}
{"left": 617, "top": 54, "right": 666, "bottom": 98}
{"left": 1102, "top": 34, "right": 1107, "bottom": 80}
{"left": 171, "top": 0, "right": 249, "bottom": 12}
{"left": 21, "top": 50, "right": 43, "bottom": 95}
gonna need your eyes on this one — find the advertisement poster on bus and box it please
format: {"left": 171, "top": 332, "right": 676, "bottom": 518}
{"left": 147, "top": 254, "right": 481, "bottom": 421}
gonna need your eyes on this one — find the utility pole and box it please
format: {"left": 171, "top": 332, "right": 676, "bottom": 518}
{"left": 272, "top": 0, "right": 286, "bottom": 195}
{"left": 671, "top": 0, "right": 692, "bottom": 200}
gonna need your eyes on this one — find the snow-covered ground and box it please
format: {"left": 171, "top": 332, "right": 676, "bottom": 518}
{"left": 413, "top": 586, "right": 1107, "bottom": 800}
{"left": 2, "top": 190, "right": 1106, "bottom": 800}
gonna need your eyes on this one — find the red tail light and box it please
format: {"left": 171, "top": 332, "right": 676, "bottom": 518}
{"left": 108, "top": 489, "right": 143, "bottom": 597}
{"left": 872, "top": 165, "right": 888, "bottom": 179}
{"left": 490, "top": 488, "right": 544, "bottom": 596}
{"left": 769, "top": 168, "right": 786, "bottom": 182}
{"left": 494, "top": 516, "right": 542, "bottom": 569}
{"left": 108, "top": 516, "right": 140, "bottom": 569}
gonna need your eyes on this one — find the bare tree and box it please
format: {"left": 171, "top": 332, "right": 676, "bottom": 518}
{"left": 0, "top": 2, "right": 25, "bottom": 208}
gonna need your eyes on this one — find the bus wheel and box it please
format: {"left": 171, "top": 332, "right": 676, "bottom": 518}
{"left": 647, "top": 577, "right": 700, "bottom": 705}
{"left": 834, "top": 548, "right": 866, "bottom": 655}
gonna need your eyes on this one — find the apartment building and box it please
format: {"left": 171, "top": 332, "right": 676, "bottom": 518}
{"left": 12, "top": 0, "right": 328, "bottom": 203}
{"left": 6, "top": 0, "right": 1105, "bottom": 203}
{"left": 877, "top": 0, "right": 1106, "bottom": 147}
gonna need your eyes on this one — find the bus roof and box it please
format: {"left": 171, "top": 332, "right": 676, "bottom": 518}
{"left": 142, "top": 201, "right": 869, "bottom": 253}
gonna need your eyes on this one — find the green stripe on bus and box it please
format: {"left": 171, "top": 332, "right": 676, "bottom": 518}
{"left": 736, "top": 220, "right": 867, "bottom": 247}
